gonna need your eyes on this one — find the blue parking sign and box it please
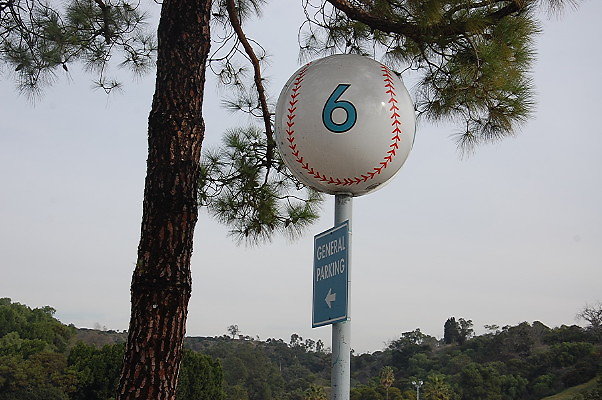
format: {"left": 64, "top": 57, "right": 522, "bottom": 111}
{"left": 312, "top": 221, "right": 349, "bottom": 328}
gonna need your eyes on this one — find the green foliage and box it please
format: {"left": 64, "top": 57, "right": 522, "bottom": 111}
{"left": 549, "top": 342, "right": 594, "bottom": 368}
{"left": 303, "top": 384, "right": 328, "bottom": 400}
{"left": 0, "top": 332, "right": 51, "bottom": 358}
{"left": 184, "top": 335, "right": 330, "bottom": 400}
{"left": 67, "top": 341, "right": 226, "bottom": 400}
{"left": 201, "top": 0, "right": 329, "bottom": 245}
{"left": 536, "top": 377, "right": 601, "bottom": 400}
{"left": 0, "top": 300, "right": 79, "bottom": 398}
{"left": 301, "top": 0, "right": 577, "bottom": 152}
{"left": 531, "top": 374, "right": 558, "bottom": 398}
{"left": 0, "top": 352, "right": 77, "bottom": 399}
{"left": 456, "top": 319, "right": 473, "bottom": 345}
{"left": 1, "top": 297, "right": 601, "bottom": 400}
{"left": 177, "top": 350, "right": 225, "bottom": 400}
{"left": 0, "top": 0, "right": 155, "bottom": 93}
{"left": 199, "top": 126, "right": 323, "bottom": 244}
{"left": 544, "top": 324, "right": 593, "bottom": 345}
{"left": 67, "top": 342, "right": 124, "bottom": 400}
{"left": 0, "top": 299, "right": 74, "bottom": 353}
{"left": 55, "top": 317, "right": 602, "bottom": 400}
{"left": 576, "top": 303, "right": 602, "bottom": 342}
{"left": 380, "top": 365, "right": 395, "bottom": 391}
{"left": 0, "top": 299, "right": 227, "bottom": 400}
{"left": 380, "top": 320, "right": 601, "bottom": 400}
{"left": 388, "top": 329, "right": 437, "bottom": 370}
{"left": 351, "top": 383, "right": 405, "bottom": 400}
{"left": 444, "top": 318, "right": 460, "bottom": 345}
{"left": 207, "top": 339, "right": 286, "bottom": 400}
{"left": 422, "top": 373, "right": 456, "bottom": 400}
{"left": 212, "top": 0, "right": 266, "bottom": 25}
{"left": 351, "top": 384, "right": 385, "bottom": 400}
{"left": 569, "top": 377, "right": 602, "bottom": 400}
{"left": 442, "top": 317, "right": 474, "bottom": 345}
{"left": 457, "top": 362, "right": 510, "bottom": 400}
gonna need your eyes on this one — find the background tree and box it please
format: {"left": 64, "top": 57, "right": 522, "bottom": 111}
{"left": 290, "top": 333, "right": 304, "bottom": 347}
{"left": 304, "top": 384, "right": 328, "bottom": 400}
{"left": 388, "top": 329, "right": 437, "bottom": 370}
{"left": 68, "top": 342, "right": 124, "bottom": 400}
{"left": 457, "top": 318, "right": 474, "bottom": 345}
{"left": 1, "top": 298, "right": 601, "bottom": 400}
{"left": 350, "top": 385, "right": 384, "bottom": 400}
{"left": 422, "top": 374, "right": 455, "bottom": 400}
{"left": 227, "top": 324, "right": 240, "bottom": 339}
{"left": 176, "top": 349, "right": 225, "bottom": 400}
{"left": 443, "top": 317, "right": 460, "bottom": 345}
{"left": 577, "top": 302, "right": 602, "bottom": 335}
{"left": 379, "top": 366, "right": 395, "bottom": 400}
{"left": 0, "top": 299, "right": 75, "bottom": 353}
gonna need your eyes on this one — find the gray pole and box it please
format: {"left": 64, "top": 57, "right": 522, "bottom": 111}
{"left": 412, "top": 380, "right": 423, "bottom": 400}
{"left": 332, "top": 193, "right": 352, "bottom": 400}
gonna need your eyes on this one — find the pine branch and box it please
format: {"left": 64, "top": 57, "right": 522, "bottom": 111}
{"left": 225, "top": 0, "right": 274, "bottom": 174}
{"left": 324, "top": 0, "right": 526, "bottom": 40}
{"left": 92, "top": 0, "right": 113, "bottom": 44}
{"left": 198, "top": 126, "right": 323, "bottom": 245}
{"left": 299, "top": 0, "right": 559, "bottom": 152}
{"left": 1, "top": 0, "right": 155, "bottom": 92}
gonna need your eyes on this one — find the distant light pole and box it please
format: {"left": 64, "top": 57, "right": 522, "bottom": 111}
{"left": 412, "top": 380, "right": 424, "bottom": 400}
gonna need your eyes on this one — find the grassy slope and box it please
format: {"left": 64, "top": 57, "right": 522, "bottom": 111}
{"left": 72, "top": 327, "right": 127, "bottom": 347}
{"left": 541, "top": 376, "right": 599, "bottom": 400}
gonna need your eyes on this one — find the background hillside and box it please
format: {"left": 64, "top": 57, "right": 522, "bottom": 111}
{"left": 1, "top": 298, "right": 600, "bottom": 400}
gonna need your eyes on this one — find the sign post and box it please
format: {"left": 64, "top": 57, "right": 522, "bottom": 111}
{"left": 312, "top": 197, "right": 351, "bottom": 399}
{"left": 331, "top": 194, "right": 352, "bottom": 400}
{"left": 274, "top": 54, "right": 416, "bottom": 400}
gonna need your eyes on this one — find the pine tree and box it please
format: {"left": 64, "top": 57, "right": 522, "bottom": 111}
{"left": 113, "top": 1, "right": 212, "bottom": 397}
{"left": 443, "top": 317, "right": 460, "bottom": 344}
{"left": 301, "top": 0, "right": 578, "bottom": 153}
{"left": 0, "top": 0, "right": 581, "bottom": 397}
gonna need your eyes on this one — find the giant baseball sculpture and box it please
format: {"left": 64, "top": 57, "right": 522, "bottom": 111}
{"left": 275, "top": 54, "right": 416, "bottom": 196}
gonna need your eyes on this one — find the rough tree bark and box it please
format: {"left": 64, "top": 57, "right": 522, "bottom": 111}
{"left": 116, "top": 0, "right": 212, "bottom": 398}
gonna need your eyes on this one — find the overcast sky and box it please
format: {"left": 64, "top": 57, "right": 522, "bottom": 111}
{"left": 1, "top": 1, "right": 600, "bottom": 353}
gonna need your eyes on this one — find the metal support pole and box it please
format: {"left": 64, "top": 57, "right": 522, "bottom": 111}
{"left": 412, "top": 380, "right": 423, "bottom": 400}
{"left": 332, "top": 193, "right": 352, "bottom": 400}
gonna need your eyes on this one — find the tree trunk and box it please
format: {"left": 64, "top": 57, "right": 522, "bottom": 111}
{"left": 116, "top": 0, "right": 211, "bottom": 398}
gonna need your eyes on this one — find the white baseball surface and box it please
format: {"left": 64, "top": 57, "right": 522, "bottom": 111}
{"left": 275, "top": 54, "right": 416, "bottom": 196}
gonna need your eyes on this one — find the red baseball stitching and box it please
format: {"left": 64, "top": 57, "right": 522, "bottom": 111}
{"left": 286, "top": 63, "right": 403, "bottom": 187}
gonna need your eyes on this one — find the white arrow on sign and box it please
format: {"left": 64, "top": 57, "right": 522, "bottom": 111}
{"left": 325, "top": 288, "right": 336, "bottom": 309}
